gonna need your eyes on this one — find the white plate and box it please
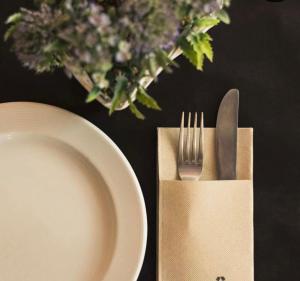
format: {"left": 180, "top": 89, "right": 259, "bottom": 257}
{"left": 0, "top": 102, "right": 147, "bottom": 281}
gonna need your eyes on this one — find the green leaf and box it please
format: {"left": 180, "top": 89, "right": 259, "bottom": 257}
{"left": 201, "top": 37, "right": 213, "bottom": 62}
{"left": 186, "top": 32, "right": 214, "bottom": 64}
{"left": 223, "top": 0, "right": 231, "bottom": 8}
{"left": 157, "top": 50, "right": 179, "bottom": 67}
{"left": 155, "top": 50, "right": 178, "bottom": 73}
{"left": 109, "top": 75, "right": 128, "bottom": 115}
{"left": 147, "top": 54, "right": 158, "bottom": 79}
{"left": 128, "top": 100, "right": 145, "bottom": 120}
{"left": 193, "top": 16, "right": 220, "bottom": 31}
{"left": 194, "top": 33, "right": 213, "bottom": 62}
{"left": 179, "top": 37, "right": 204, "bottom": 70}
{"left": 215, "top": 10, "right": 231, "bottom": 24}
{"left": 86, "top": 85, "right": 101, "bottom": 103}
{"left": 6, "top": 13, "right": 22, "bottom": 24}
{"left": 99, "top": 61, "right": 112, "bottom": 73}
{"left": 4, "top": 25, "right": 16, "bottom": 41}
{"left": 136, "top": 86, "right": 161, "bottom": 110}
{"left": 155, "top": 52, "right": 171, "bottom": 73}
{"left": 43, "top": 40, "right": 65, "bottom": 53}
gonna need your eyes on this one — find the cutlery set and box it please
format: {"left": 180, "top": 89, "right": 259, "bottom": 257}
{"left": 158, "top": 89, "right": 253, "bottom": 281}
{"left": 178, "top": 89, "right": 240, "bottom": 180}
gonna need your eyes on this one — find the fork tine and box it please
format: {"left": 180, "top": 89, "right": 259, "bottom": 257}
{"left": 186, "top": 112, "right": 191, "bottom": 161}
{"left": 178, "top": 112, "right": 185, "bottom": 163}
{"left": 192, "top": 112, "right": 198, "bottom": 161}
{"left": 198, "top": 112, "right": 204, "bottom": 162}
{"left": 178, "top": 111, "right": 204, "bottom": 180}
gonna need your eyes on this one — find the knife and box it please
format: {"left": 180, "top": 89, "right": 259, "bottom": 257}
{"left": 216, "top": 89, "right": 239, "bottom": 180}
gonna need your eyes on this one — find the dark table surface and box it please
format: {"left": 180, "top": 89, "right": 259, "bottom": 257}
{"left": 1, "top": 0, "right": 300, "bottom": 280}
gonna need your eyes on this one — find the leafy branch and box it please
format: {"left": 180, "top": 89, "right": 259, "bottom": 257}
{"left": 5, "top": 0, "right": 232, "bottom": 119}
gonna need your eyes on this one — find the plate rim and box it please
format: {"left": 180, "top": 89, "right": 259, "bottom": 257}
{"left": 0, "top": 101, "right": 147, "bottom": 281}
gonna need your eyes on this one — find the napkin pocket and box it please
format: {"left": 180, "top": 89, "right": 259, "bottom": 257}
{"left": 158, "top": 179, "right": 253, "bottom": 281}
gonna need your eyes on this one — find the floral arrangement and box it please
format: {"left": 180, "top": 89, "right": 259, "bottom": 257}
{"left": 5, "top": 0, "right": 231, "bottom": 118}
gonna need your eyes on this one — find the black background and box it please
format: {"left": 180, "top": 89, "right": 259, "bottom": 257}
{"left": 1, "top": 0, "right": 300, "bottom": 280}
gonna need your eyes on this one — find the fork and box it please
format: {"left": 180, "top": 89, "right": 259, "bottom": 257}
{"left": 177, "top": 112, "right": 204, "bottom": 181}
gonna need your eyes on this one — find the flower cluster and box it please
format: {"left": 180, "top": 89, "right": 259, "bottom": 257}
{"left": 5, "top": 0, "right": 231, "bottom": 118}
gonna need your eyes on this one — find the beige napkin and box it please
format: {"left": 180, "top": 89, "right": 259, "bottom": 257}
{"left": 158, "top": 128, "right": 253, "bottom": 281}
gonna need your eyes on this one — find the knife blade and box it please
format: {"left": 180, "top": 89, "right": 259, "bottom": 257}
{"left": 216, "top": 89, "right": 239, "bottom": 180}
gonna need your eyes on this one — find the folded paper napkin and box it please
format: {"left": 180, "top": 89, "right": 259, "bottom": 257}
{"left": 158, "top": 128, "right": 253, "bottom": 281}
